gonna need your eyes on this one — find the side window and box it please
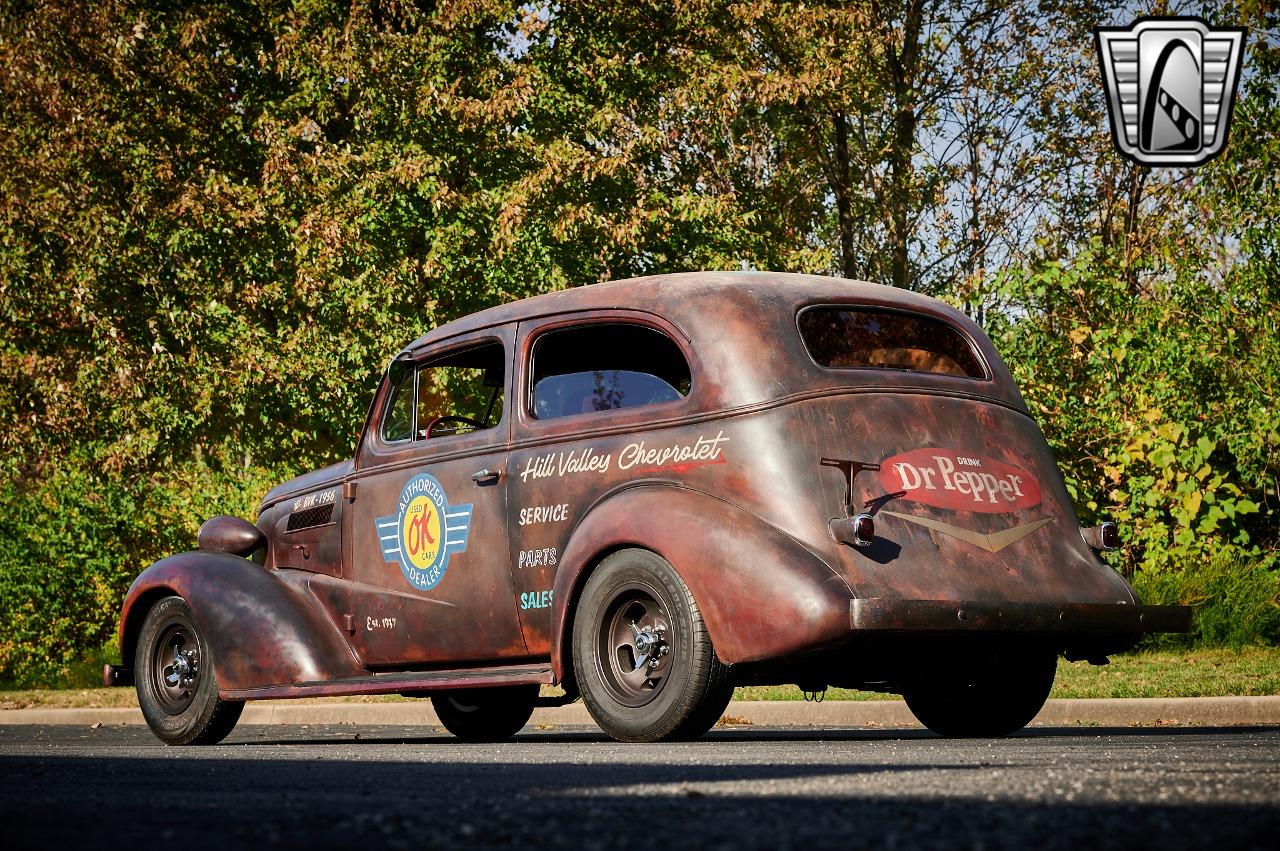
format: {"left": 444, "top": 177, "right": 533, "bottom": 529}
{"left": 530, "top": 324, "right": 691, "bottom": 420}
{"left": 417, "top": 343, "right": 505, "bottom": 437}
{"left": 380, "top": 341, "right": 506, "bottom": 442}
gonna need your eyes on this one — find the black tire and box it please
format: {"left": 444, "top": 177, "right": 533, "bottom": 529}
{"left": 572, "top": 548, "right": 733, "bottom": 743}
{"left": 903, "top": 645, "right": 1057, "bottom": 737}
{"left": 431, "top": 685, "right": 538, "bottom": 742}
{"left": 134, "top": 596, "right": 244, "bottom": 745}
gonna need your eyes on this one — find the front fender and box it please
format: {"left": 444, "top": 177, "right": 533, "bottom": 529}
{"left": 119, "top": 551, "right": 364, "bottom": 694}
{"left": 550, "top": 485, "right": 853, "bottom": 681}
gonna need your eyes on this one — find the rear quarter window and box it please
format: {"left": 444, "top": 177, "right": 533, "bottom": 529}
{"left": 798, "top": 307, "right": 987, "bottom": 379}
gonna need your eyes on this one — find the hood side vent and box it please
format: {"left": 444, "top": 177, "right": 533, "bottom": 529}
{"left": 287, "top": 503, "right": 334, "bottom": 532}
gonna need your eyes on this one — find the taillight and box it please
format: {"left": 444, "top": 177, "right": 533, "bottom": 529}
{"left": 822, "top": 457, "right": 881, "bottom": 549}
{"left": 1082, "top": 521, "right": 1120, "bottom": 551}
{"left": 831, "top": 513, "right": 876, "bottom": 548}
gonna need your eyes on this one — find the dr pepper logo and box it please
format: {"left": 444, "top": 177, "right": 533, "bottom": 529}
{"left": 879, "top": 449, "right": 1041, "bottom": 513}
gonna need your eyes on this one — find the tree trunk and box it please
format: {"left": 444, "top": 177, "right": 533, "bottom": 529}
{"left": 881, "top": 0, "right": 924, "bottom": 289}
{"left": 832, "top": 112, "right": 858, "bottom": 279}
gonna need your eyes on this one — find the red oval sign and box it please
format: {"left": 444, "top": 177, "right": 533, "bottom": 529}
{"left": 878, "top": 448, "right": 1042, "bottom": 513}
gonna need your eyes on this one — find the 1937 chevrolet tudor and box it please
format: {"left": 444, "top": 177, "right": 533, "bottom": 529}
{"left": 107, "top": 272, "right": 1190, "bottom": 744}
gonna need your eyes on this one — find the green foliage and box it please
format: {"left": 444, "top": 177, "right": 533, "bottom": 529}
{"left": 1, "top": 1, "right": 1277, "bottom": 685}
{"left": 0, "top": 451, "right": 294, "bottom": 686}
{"left": 1133, "top": 552, "right": 1280, "bottom": 650}
{"left": 980, "top": 9, "right": 1280, "bottom": 582}
{"left": 987, "top": 245, "right": 1278, "bottom": 576}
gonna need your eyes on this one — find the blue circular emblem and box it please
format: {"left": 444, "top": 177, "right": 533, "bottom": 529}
{"left": 374, "top": 473, "right": 473, "bottom": 591}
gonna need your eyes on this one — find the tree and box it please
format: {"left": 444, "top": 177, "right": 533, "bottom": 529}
{"left": 983, "top": 2, "right": 1280, "bottom": 578}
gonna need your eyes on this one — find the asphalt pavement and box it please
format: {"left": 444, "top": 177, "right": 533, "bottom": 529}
{"left": 7, "top": 696, "right": 1280, "bottom": 727}
{"left": 2, "top": 724, "right": 1277, "bottom": 850}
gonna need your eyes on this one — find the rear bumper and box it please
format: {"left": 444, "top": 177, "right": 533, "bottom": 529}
{"left": 850, "top": 598, "right": 1193, "bottom": 635}
{"left": 103, "top": 664, "right": 134, "bottom": 687}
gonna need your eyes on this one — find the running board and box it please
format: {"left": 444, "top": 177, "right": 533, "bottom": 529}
{"left": 221, "top": 662, "right": 553, "bottom": 701}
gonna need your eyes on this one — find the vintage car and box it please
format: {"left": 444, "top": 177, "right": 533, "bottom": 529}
{"left": 107, "top": 271, "right": 1190, "bottom": 744}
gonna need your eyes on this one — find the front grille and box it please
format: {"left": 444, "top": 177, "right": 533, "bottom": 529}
{"left": 287, "top": 503, "right": 334, "bottom": 531}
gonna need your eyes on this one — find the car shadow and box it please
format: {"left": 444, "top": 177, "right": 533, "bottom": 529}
{"left": 218, "top": 722, "right": 1280, "bottom": 748}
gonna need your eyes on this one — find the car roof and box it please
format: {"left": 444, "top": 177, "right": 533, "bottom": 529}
{"left": 405, "top": 271, "right": 958, "bottom": 352}
{"left": 398, "top": 271, "right": 1026, "bottom": 411}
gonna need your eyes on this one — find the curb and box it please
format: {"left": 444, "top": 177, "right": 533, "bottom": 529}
{"left": 2, "top": 696, "right": 1278, "bottom": 729}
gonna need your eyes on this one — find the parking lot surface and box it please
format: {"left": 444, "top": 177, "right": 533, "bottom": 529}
{"left": 2, "top": 724, "right": 1276, "bottom": 849}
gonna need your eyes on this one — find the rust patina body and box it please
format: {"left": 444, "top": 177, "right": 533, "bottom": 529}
{"left": 111, "top": 272, "right": 1190, "bottom": 740}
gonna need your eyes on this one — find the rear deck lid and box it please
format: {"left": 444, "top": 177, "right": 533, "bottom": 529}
{"left": 795, "top": 306, "right": 1133, "bottom": 606}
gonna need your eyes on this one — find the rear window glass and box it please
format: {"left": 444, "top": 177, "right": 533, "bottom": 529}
{"left": 798, "top": 308, "right": 986, "bottom": 379}
{"left": 530, "top": 324, "right": 691, "bottom": 420}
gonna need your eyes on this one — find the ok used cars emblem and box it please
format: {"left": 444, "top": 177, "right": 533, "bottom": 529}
{"left": 375, "top": 473, "right": 473, "bottom": 591}
{"left": 876, "top": 448, "right": 1052, "bottom": 552}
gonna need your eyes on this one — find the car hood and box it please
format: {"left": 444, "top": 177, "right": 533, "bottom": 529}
{"left": 259, "top": 459, "right": 353, "bottom": 513}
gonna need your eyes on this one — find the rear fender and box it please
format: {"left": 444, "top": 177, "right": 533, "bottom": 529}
{"left": 550, "top": 485, "right": 853, "bottom": 681}
{"left": 119, "top": 551, "right": 364, "bottom": 694}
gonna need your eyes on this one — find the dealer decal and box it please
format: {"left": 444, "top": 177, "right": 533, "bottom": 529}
{"left": 518, "top": 547, "right": 557, "bottom": 570}
{"left": 618, "top": 431, "right": 729, "bottom": 473}
{"left": 375, "top": 473, "right": 473, "bottom": 591}
{"left": 521, "top": 589, "right": 553, "bottom": 610}
{"left": 518, "top": 431, "right": 730, "bottom": 483}
{"left": 518, "top": 503, "right": 570, "bottom": 526}
{"left": 879, "top": 448, "right": 1041, "bottom": 513}
{"left": 293, "top": 487, "right": 336, "bottom": 513}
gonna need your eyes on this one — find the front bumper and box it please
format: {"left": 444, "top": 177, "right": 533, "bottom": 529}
{"left": 850, "top": 598, "right": 1192, "bottom": 635}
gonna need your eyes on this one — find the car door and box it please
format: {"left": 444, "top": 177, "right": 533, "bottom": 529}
{"left": 342, "top": 329, "right": 528, "bottom": 667}
{"left": 506, "top": 314, "right": 698, "bottom": 655}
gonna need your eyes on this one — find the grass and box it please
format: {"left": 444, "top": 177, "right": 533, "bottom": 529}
{"left": 2, "top": 648, "right": 1276, "bottom": 710}
{"left": 1051, "top": 647, "right": 1280, "bottom": 699}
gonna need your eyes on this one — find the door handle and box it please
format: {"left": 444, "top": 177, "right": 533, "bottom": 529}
{"left": 471, "top": 468, "right": 501, "bottom": 483}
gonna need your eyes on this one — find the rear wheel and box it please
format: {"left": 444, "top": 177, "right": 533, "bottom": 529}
{"left": 903, "top": 645, "right": 1057, "bottom": 737}
{"left": 572, "top": 549, "right": 733, "bottom": 743}
{"left": 431, "top": 685, "right": 538, "bottom": 742}
{"left": 134, "top": 596, "right": 244, "bottom": 745}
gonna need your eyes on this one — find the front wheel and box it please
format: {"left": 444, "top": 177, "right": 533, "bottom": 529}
{"left": 903, "top": 646, "right": 1057, "bottom": 737}
{"left": 572, "top": 549, "right": 733, "bottom": 743}
{"left": 431, "top": 685, "right": 538, "bottom": 742}
{"left": 134, "top": 596, "right": 244, "bottom": 745}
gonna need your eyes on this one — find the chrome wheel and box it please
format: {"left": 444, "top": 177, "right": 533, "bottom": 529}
{"left": 430, "top": 685, "right": 538, "bottom": 742}
{"left": 903, "top": 645, "right": 1057, "bottom": 737}
{"left": 573, "top": 549, "right": 734, "bottom": 742}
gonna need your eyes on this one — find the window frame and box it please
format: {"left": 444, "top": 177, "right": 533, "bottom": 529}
{"left": 794, "top": 304, "right": 991, "bottom": 382}
{"left": 520, "top": 315, "right": 696, "bottom": 428}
